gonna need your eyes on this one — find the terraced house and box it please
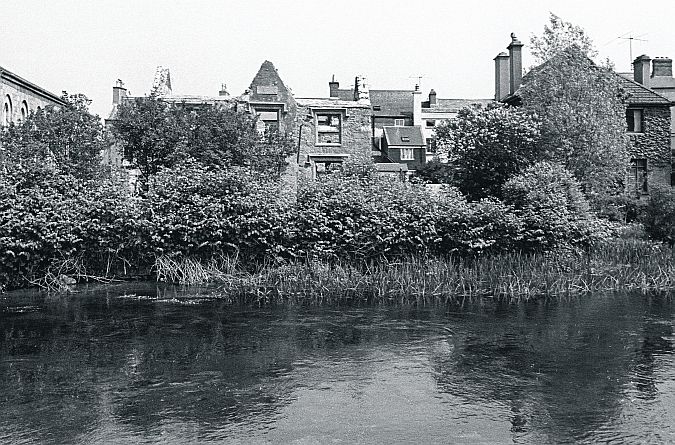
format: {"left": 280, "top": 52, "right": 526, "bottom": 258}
{"left": 494, "top": 34, "right": 674, "bottom": 194}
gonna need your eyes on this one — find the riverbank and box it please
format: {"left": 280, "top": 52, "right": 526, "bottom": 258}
{"left": 152, "top": 239, "right": 674, "bottom": 304}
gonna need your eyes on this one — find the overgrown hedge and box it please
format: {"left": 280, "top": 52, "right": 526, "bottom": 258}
{"left": 0, "top": 160, "right": 618, "bottom": 291}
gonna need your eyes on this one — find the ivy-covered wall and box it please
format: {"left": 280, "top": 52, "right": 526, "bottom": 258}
{"left": 629, "top": 105, "right": 672, "bottom": 188}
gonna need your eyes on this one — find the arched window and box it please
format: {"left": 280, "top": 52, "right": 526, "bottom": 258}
{"left": 3, "top": 95, "right": 12, "bottom": 126}
{"left": 20, "top": 101, "right": 28, "bottom": 121}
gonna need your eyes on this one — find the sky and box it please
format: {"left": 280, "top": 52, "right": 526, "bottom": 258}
{"left": 2, "top": 0, "right": 675, "bottom": 119}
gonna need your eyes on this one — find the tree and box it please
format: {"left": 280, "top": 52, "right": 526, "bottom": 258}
{"left": 110, "top": 95, "right": 187, "bottom": 182}
{"left": 0, "top": 92, "right": 105, "bottom": 180}
{"left": 434, "top": 103, "right": 541, "bottom": 200}
{"left": 111, "top": 96, "right": 295, "bottom": 185}
{"left": 520, "top": 14, "right": 630, "bottom": 206}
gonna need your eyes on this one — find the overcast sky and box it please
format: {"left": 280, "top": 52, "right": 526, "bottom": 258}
{"left": 2, "top": 0, "right": 674, "bottom": 118}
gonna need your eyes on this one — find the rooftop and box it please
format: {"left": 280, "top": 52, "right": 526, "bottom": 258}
{"left": 383, "top": 125, "right": 425, "bottom": 146}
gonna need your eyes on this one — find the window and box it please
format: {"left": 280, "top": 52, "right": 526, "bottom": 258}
{"left": 255, "top": 109, "right": 280, "bottom": 134}
{"left": 19, "top": 101, "right": 28, "bottom": 121}
{"left": 316, "top": 112, "right": 342, "bottom": 144}
{"left": 630, "top": 158, "right": 648, "bottom": 194}
{"left": 400, "top": 148, "right": 414, "bottom": 161}
{"left": 426, "top": 138, "right": 436, "bottom": 153}
{"left": 3, "top": 95, "right": 12, "bottom": 126}
{"left": 394, "top": 119, "right": 405, "bottom": 126}
{"left": 626, "top": 109, "right": 643, "bottom": 133}
{"left": 426, "top": 119, "right": 436, "bottom": 128}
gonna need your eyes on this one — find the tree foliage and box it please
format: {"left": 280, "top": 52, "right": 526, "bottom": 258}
{"left": 0, "top": 92, "right": 105, "bottom": 180}
{"left": 111, "top": 96, "right": 295, "bottom": 184}
{"left": 434, "top": 103, "right": 541, "bottom": 200}
{"left": 520, "top": 16, "right": 630, "bottom": 205}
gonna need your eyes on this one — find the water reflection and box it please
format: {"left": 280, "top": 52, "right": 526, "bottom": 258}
{"left": 0, "top": 285, "right": 673, "bottom": 444}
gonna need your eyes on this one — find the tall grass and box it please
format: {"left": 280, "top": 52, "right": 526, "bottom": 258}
{"left": 152, "top": 240, "right": 674, "bottom": 304}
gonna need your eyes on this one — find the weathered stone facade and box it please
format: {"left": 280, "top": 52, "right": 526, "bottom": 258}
{"left": 294, "top": 98, "right": 372, "bottom": 183}
{"left": 1, "top": 66, "right": 65, "bottom": 126}
{"left": 628, "top": 106, "right": 672, "bottom": 188}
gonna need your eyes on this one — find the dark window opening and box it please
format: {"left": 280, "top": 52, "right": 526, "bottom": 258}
{"left": 626, "top": 109, "right": 643, "bottom": 133}
{"left": 316, "top": 113, "right": 342, "bottom": 144}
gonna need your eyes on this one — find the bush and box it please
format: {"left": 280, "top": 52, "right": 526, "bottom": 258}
{"left": 502, "top": 161, "right": 602, "bottom": 250}
{"left": 146, "top": 160, "right": 294, "bottom": 262}
{"left": 641, "top": 184, "right": 675, "bottom": 246}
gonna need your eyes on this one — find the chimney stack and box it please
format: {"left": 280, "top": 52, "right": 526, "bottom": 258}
{"left": 652, "top": 57, "right": 673, "bottom": 77}
{"left": 219, "top": 83, "right": 229, "bottom": 97}
{"left": 112, "top": 79, "right": 127, "bottom": 105}
{"left": 354, "top": 76, "right": 369, "bottom": 101}
{"left": 633, "top": 55, "right": 652, "bottom": 87}
{"left": 507, "top": 33, "right": 523, "bottom": 95}
{"left": 494, "top": 52, "right": 510, "bottom": 101}
{"left": 329, "top": 75, "right": 339, "bottom": 98}
{"left": 413, "top": 85, "right": 422, "bottom": 126}
{"left": 429, "top": 89, "right": 437, "bottom": 106}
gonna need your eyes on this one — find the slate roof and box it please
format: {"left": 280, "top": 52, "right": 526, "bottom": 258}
{"left": 504, "top": 52, "right": 672, "bottom": 106}
{"left": 295, "top": 98, "right": 370, "bottom": 108}
{"left": 421, "top": 98, "right": 493, "bottom": 113}
{"left": 0, "top": 65, "right": 66, "bottom": 106}
{"left": 375, "top": 162, "right": 409, "bottom": 172}
{"left": 617, "top": 76, "right": 672, "bottom": 105}
{"left": 370, "top": 90, "right": 413, "bottom": 117}
{"left": 383, "top": 125, "right": 425, "bottom": 146}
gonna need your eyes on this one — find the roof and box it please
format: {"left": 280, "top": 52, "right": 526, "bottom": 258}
{"left": 370, "top": 90, "right": 413, "bottom": 117}
{"left": 375, "top": 162, "right": 409, "bottom": 172}
{"left": 0, "top": 65, "right": 66, "bottom": 106}
{"left": 333, "top": 88, "right": 355, "bottom": 101}
{"left": 383, "top": 126, "right": 425, "bottom": 146}
{"left": 296, "top": 97, "right": 370, "bottom": 108}
{"left": 422, "top": 98, "right": 493, "bottom": 113}
{"left": 504, "top": 51, "right": 672, "bottom": 106}
{"left": 617, "top": 75, "right": 672, "bottom": 105}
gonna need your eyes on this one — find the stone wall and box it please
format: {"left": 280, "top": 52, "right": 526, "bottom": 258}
{"left": 294, "top": 103, "right": 372, "bottom": 183}
{"left": 629, "top": 106, "right": 672, "bottom": 188}
{"left": 1, "top": 78, "right": 63, "bottom": 125}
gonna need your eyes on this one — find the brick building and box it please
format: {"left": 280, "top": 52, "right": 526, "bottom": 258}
{"left": 1, "top": 65, "right": 65, "bottom": 127}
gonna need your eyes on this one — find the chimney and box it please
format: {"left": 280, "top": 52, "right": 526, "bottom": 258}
{"left": 429, "top": 89, "right": 437, "bottom": 106}
{"left": 507, "top": 33, "right": 523, "bottom": 95}
{"left": 112, "top": 79, "right": 127, "bottom": 105}
{"left": 329, "top": 75, "right": 339, "bottom": 98}
{"left": 633, "top": 55, "right": 651, "bottom": 87}
{"left": 652, "top": 57, "right": 673, "bottom": 77}
{"left": 494, "top": 52, "right": 510, "bottom": 101}
{"left": 219, "top": 83, "right": 229, "bottom": 97}
{"left": 413, "top": 84, "right": 422, "bottom": 126}
{"left": 355, "top": 76, "right": 369, "bottom": 102}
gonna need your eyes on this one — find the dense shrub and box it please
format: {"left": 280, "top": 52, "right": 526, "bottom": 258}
{"left": 641, "top": 184, "right": 675, "bottom": 246}
{"left": 502, "top": 161, "right": 607, "bottom": 250}
{"left": 146, "top": 160, "right": 294, "bottom": 261}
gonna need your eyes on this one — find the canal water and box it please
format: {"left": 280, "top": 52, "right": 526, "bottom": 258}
{"left": 1, "top": 284, "right": 674, "bottom": 444}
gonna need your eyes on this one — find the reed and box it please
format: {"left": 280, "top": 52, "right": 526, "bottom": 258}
{"left": 152, "top": 240, "right": 674, "bottom": 304}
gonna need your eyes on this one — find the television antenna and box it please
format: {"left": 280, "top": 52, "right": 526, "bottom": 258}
{"left": 408, "top": 74, "right": 426, "bottom": 89}
{"left": 617, "top": 32, "right": 648, "bottom": 66}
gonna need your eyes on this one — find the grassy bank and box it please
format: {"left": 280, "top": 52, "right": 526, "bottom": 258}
{"left": 153, "top": 240, "right": 674, "bottom": 304}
